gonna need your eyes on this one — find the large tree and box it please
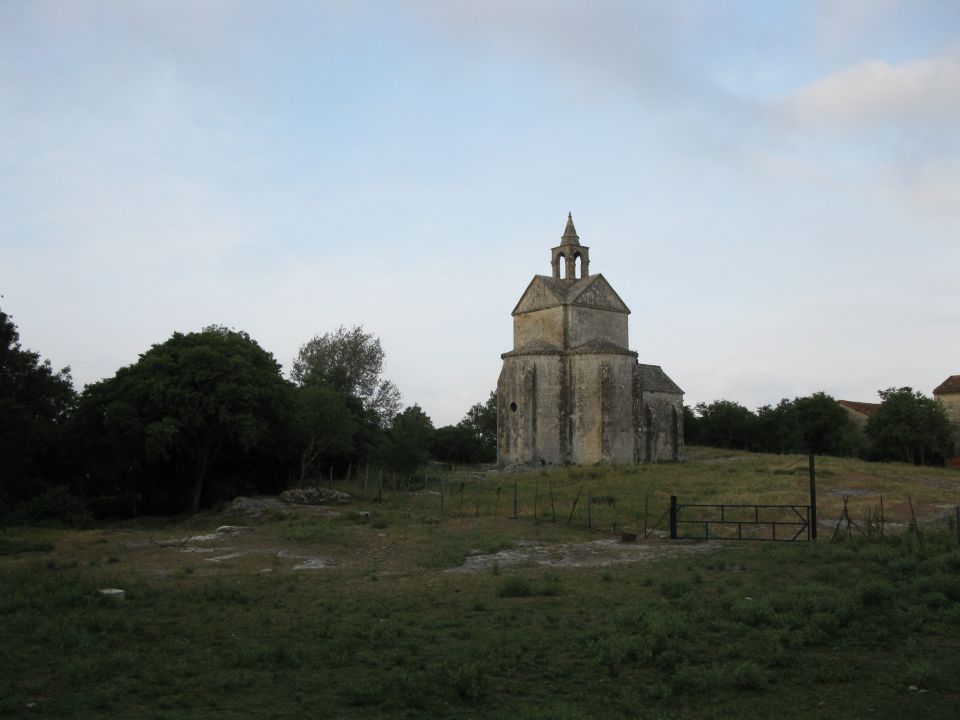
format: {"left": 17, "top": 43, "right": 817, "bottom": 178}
{"left": 794, "top": 392, "right": 853, "bottom": 456}
{"left": 292, "top": 326, "right": 401, "bottom": 428}
{"left": 866, "top": 387, "right": 951, "bottom": 465}
{"left": 431, "top": 391, "right": 497, "bottom": 465}
{"left": 382, "top": 404, "right": 435, "bottom": 476}
{"left": 693, "top": 400, "right": 756, "bottom": 450}
{"left": 76, "top": 327, "right": 292, "bottom": 514}
{"left": 753, "top": 399, "right": 802, "bottom": 454}
{"left": 458, "top": 391, "right": 497, "bottom": 461}
{"left": 289, "top": 384, "right": 356, "bottom": 484}
{"left": 0, "top": 308, "right": 76, "bottom": 507}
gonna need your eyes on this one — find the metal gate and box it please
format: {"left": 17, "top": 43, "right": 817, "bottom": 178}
{"left": 669, "top": 495, "right": 811, "bottom": 542}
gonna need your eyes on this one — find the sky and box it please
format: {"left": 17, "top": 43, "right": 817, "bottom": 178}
{"left": 2, "top": 0, "right": 959, "bottom": 426}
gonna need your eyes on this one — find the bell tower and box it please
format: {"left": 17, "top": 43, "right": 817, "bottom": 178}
{"left": 550, "top": 212, "right": 590, "bottom": 281}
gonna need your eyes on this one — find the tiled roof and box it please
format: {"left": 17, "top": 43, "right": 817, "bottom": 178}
{"left": 837, "top": 400, "right": 882, "bottom": 416}
{"left": 933, "top": 375, "right": 960, "bottom": 395}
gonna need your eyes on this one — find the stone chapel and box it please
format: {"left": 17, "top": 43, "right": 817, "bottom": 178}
{"left": 497, "top": 214, "right": 684, "bottom": 466}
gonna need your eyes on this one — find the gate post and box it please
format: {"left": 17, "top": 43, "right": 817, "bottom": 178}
{"left": 808, "top": 452, "right": 818, "bottom": 541}
{"left": 669, "top": 495, "right": 678, "bottom": 539}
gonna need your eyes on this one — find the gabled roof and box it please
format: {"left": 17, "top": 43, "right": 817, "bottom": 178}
{"left": 567, "top": 274, "right": 630, "bottom": 313}
{"left": 511, "top": 275, "right": 568, "bottom": 315}
{"left": 837, "top": 400, "right": 882, "bottom": 416}
{"left": 933, "top": 375, "right": 960, "bottom": 395}
{"left": 637, "top": 364, "right": 683, "bottom": 395}
{"left": 512, "top": 273, "right": 630, "bottom": 315}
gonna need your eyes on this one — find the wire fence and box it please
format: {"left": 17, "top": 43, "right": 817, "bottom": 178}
{"left": 302, "top": 467, "right": 960, "bottom": 544}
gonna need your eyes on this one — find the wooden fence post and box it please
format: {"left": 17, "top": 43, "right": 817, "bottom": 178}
{"left": 549, "top": 480, "right": 556, "bottom": 523}
{"left": 907, "top": 494, "right": 922, "bottom": 543}
{"left": 534, "top": 477, "right": 539, "bottom": 520}
{"left": 808, "top": 452, "right": 818, "bottom": 541}
{"left": 669, "top": 495, "right": 678, "bottom": 539}
{"left": 643, "top": 490, "right": 649, "bottom": 539}
{"left": 567, "top": 485, "right": 583, "bottom": 526}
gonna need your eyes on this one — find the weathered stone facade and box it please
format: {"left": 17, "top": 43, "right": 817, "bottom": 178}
{"left": 933, "top": 375, "right": 960, "bottom": 463}
{"left": 497, "top": 215, "right": 684, "bottom": 466}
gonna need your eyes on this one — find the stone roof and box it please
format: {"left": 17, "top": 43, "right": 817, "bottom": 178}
{"left": 568, "top": 338, "right": 637, "bottom": 356}
{"left": 933, "top": 375, "right": 960, "bottom": 395}
{"left": 501, "top": 339, "right": 563, "bottom": 358}
{"left": 513, "top": 273, "right": 630, "bottom": 315}
{"left": 560, "top": 212, "right": 580, "bottom": 246}
{"left": 837, "top": 400, "right": 882, "bottom": 416}
{"left": 637, "top": 364, "right": 683, "bottom": 395}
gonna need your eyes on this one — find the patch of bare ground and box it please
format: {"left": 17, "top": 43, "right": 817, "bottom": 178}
{"left": 912, "top": 474, "right": 960, "bottom": 491}
{"left": 447, "top": 536, "right": 720, "bottom": 573}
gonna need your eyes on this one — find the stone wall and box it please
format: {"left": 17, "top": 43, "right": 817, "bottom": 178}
{"left": 636, "top": 390, "right": 684, "bottom": 462}
{"left": 567, "top": 306, "right": 628, "bottom": 348}
{"left": 514, "top": 307, "right": 564, "bottom": 349}
{"left": 497, "top": 355, "right": 563, "bottom": 465}
{"left": 567, "top": 354, "right": 635, "bottom": 464}
{"left": 937, "top": 394, "right": 960, "bottom": 457}
{"left": 937, "top": 393, "right": 960, "bottom": 425}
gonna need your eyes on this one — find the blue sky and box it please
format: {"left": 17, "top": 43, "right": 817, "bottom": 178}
{"left": 2, "top": 1, "right": 959, "bottom": 425}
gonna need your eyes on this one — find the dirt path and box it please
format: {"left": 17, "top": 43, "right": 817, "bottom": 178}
{"left": 448, "top": 536, "right": 721, "bottom": 573}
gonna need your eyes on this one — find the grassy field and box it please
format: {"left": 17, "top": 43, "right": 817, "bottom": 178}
{"left": 2, "top": 448, "right": 959, "bottom": 719}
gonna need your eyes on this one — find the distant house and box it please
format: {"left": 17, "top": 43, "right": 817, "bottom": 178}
{"left": 933, "top": 376, "right": 960, "bottom": 466}
{"left": 837, "top": 399, "right": 881, "bottom": 434}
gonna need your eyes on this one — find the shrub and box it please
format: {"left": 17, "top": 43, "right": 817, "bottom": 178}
{"left": 497, "top": 576, "right": 534, "bottom": 598}
{"left": 731, "top": 660, "right": 766, "bottom": 690}
{"left": 857, "top": 581, "right": 893, "bottom": 608}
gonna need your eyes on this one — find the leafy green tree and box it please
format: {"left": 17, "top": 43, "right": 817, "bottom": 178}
{"left": 291, "top": 326, "right": 401, "bottom": 428}
{"left": 431, "top": 424, "right": 483, "bottom": 464}
{"left": 290, "top": 384, "right": 356, "bottom": 483}
{"left": 682, "top": 405, "right": 700, "bottom": 445}
{"left": 753, "top": 399, "right": 802, "bottom": 454}
{"left": 382, "top": 404, "right": 435, "bottom": 476}
{"left": 458, "top": 391, "right": 497, "bottom": 462}
{"left": 866, "top": 387, "right": 951, "bottom": 465}
{"left": 76, "top": 327, "right": 292, "bottom": 514}
{"left": 694, "top": 400, "right": 756, "bottom": 450}
{"left": 0, "top": 308, "right": 76, "bottom": 508}
{"left": 794, "top": 392, "right": 853, "bottom": 456}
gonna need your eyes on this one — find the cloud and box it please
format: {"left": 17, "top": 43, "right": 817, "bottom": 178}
{"left": 782, "top": 49, "right": 960, "bottom": 128}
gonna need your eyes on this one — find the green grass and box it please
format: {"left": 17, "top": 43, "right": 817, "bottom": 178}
{"left": 2, "top": 534, "right": 959, "bottom": 718}
{"left": 0, "top": 535, "right": 54, "bottom": 555}
{"left": 343, "top": 447, "right": 960, "bottom": 537}
{"left": 1, "top": 450, "right": 959, "bottom": 718}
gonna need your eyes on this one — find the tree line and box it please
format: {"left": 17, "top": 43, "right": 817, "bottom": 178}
{"left": 0, "top": 308, "right": 494, "bottom": 522}
{"left": 685, "top": 390, "right": 953, "bottom": 464}
{"left": 5, "top": 303, "right": 953, "bottom": 523}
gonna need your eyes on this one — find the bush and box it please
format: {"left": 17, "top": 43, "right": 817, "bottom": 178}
{"left": 8, "top": 486, "right": 92, "bottom": 527}
{"left": 731, "top": 660, "right": 767, "bottom": 690}
{"left": 497, "top": 575, "right": 534, "bottom": 598}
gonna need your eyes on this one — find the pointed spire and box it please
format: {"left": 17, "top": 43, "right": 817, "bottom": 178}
{"left": 561, "top": 212, "right": 580, "bottom": 245}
